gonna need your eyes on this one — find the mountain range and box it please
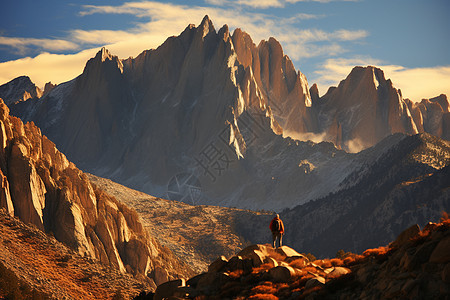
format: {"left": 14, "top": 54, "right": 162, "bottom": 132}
{"left": 0, "top": 15, "right": 449, "bottom": 298}
{"left": 2, "top": 16, "right": 448, "bottom": 212}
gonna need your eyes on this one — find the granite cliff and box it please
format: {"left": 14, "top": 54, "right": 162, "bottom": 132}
{"left": 0, "top": 98, "right": 193, "bottom": 287}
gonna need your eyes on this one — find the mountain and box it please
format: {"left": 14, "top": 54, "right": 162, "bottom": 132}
{"left": 0, "top": 98, "right": 193, "bottom": 287}
{"left": 309, "top": 67, "right": 450, "bottom": 152}
{"left": 282, "top": 133, "right": 450, "bottom": 257}
{"left": 0, "top": 76, "right": 43, "bottom": 106}
{"left": 3, "top": 16, "right": 449, "bottom": 212}
{"left": 310, "top": 67, "right": 417, "bottom": 152}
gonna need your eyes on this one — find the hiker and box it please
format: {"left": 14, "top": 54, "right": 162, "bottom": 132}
{"left": 269, "top": 214, "right": 284, "bottom": 248}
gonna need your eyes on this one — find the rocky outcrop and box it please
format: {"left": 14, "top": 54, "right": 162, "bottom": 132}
{"left": 406, "top": 94, "right": 450, "bottom": 141}
{"left": 0, "top": 98, "right": 193, "bottom": 284}
{"left": 0, "top": 76, "right": 43, "bottom": 106}
{"left": 312, "top": 66, "right": 419, "bottom": 152}
{"left": 144, "top": 217, "right": 450, "bottom": 299}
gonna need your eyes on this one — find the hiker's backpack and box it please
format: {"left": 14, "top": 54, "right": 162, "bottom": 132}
{"left": 273, "top": 219, "right": 281, "bottom": 232}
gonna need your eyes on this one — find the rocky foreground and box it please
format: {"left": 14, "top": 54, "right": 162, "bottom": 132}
{"left": 145, "top": 216, "right": 450, "bottom": 300}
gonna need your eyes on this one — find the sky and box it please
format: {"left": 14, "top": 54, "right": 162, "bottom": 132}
{"left": 0, "top": 0, "right": 449, "bottom": 101}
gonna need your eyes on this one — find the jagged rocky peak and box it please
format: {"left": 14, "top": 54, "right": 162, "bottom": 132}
{"left": 310, "top": 83, "right": 320, "bottom": 104}
{"left": 0, "top": 76, "right": 43, "bottom": 105}
{"left": 82, "top": 47, "right": 124, "bottom": 75}
{"left": 42, "top": 81, "right": 56, "bottom": 96}
{"left": 405, "top": 93, "right": 450, "bottom": 140}
{"left": 198, "top": 14, "right": 215, "bottom": 38}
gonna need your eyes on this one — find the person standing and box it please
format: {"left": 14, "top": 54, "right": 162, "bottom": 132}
{"left": 269, "top": 214, "right": 284, "bottom": 248}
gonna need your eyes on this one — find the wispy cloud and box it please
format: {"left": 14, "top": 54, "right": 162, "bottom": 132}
{"left": 286, "top": 0, "right": 359, "bottom": 3}
{"left": 206, "top": 0, "right": 359, "bottom": 8}
{"left": 0, "top": 36, "right": 78, "bottom": 55}
{"left": 312, "top": 57, "right": 450, "bottom": 101}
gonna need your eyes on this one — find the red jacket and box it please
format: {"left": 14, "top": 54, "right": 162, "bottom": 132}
{"left": 269, "top": 217, "right": 284, "bottom": 234}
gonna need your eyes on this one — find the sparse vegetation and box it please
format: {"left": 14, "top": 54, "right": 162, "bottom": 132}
{"left": 0, "top": 261, "right": 48, "bottom": 300}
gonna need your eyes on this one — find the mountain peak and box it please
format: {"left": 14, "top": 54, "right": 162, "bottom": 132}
{"left": 96, "top": 47, "right": 113, "bottom": 62}
{"left": 0, "top": 75, "right": 42, "bottom": 105}
{"left": 198, "top": 14, "right": 215, "bottom": 38}
{"left": 82, "top": 47, "right": 123, "bottom": 75}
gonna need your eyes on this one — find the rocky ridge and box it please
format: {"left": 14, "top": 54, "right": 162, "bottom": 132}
{"left": 282, "top": 133, "right": 450, "bottom": 257}
{"left": 0, "top": 98, "right": 193, "bottom": 286}
{"left": 147, "top": 215, "right": 450, "bottom": 300}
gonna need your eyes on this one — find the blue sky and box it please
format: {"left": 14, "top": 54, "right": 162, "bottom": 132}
{"left": 0, "top": 0, "right": 449, "bottom": 101}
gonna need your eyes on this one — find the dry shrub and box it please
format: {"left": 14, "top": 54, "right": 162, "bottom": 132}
{"left": 299, "top": 286, "right": 322, "bottom": 299}
{"left": 312, "top": 259, "right": 330, "bottom": 268}
{"left": 275, "top": 283, "right": 291, "bottom": 298}
{"left": 343, "top": 255, "right": 364, "bottom": 265}
{"left": 229, "top": 269, "right": 244, "bottom": 279}
{"left": 440, "top": 211, "right": 450, "bottom": 222}
{"left": 289, "top": 259, "right": 308, "bottom": 269}
{"left": 250, "top": 284, "right": 277, "bottom": 295}
{"left": 363, "top": 246, "right": 390, "bottom": 257}
{"left": 252, "top": 263, "right": 273, "bottom": 274}
{"left": 329, "top": 258, "right": 343, "bottom": 267}
{"left": 266, "top": 251, "right": 286, "bottom": 262}
{"left": 302, "top": 253, "right": 316, "bottom": 262}
{"left": 248, "top": 294, "right": 279, "bottom": 300}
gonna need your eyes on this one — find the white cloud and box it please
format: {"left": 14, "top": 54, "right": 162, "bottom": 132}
{"left": 312, "top": 57, "right": 450, "bottom": 101}
{"left": 236, "top": 0, "right": 283, "bottom": 8}
{"left": 0, "top": 36, "right": 78, "bottom": 54}
{"left": 286, "top": 0, "right": 359, "bottom": 3}
{"left": 0, "top": 49, "right": 97, "bottom": 88}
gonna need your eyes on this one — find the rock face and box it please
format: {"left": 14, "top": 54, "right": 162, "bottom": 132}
{"left": 311, "top": 66, "right": 420, "bottom": 152}
{"left": 5, "top": 16, "right": 450, "bottom": 211}
{"left": 0, "top": 76, "right": 43, "bottom": 106}
{"left": 0, "top": 98, "right": 192, "bottom": 282}
{"left": 406, "top": 94, "right": 450, "bottom": 141}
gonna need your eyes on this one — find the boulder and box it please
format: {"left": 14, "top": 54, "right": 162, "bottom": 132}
{"left": 391, "top": 224, "right": 420, "bottom": 248}
{"left": 429, "top": 236, "right": 450, "bottom": 263}
{"left": 196, "top": 272, "right": 230, "bottom": 291}
{"left": 154, "top": 278, "right": 185, "bottom": 300}
{"left": 268, "top": 265, "right": 296, "bottom": 282}
{"left": 328, "top": 267, "right": 351, "bottom": 277}
{"left": 225, "top": 256, "right": 252, "bottom": 273}
{"left": 264, "top": 257, "right": 278, "bottom": 268}
{"left": 208, "top": 256, "right": 228, "bottom": 273}
{"left": 285, "top": 255, "right": 309, "bottom": 267}
{"left": 237, "top": 244, "right": 271, "bottom": 259}
{"left": 154, "top": 266, "right": 169, "bottom": 285}
{"left": 275, "top": 246, "right": 303, "bottom": 258}
{"left": 186, "top": 273, "right": 207, "bottom": 289}
{"left": 305, "top": 276, "right": 325, "bottom": 289}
